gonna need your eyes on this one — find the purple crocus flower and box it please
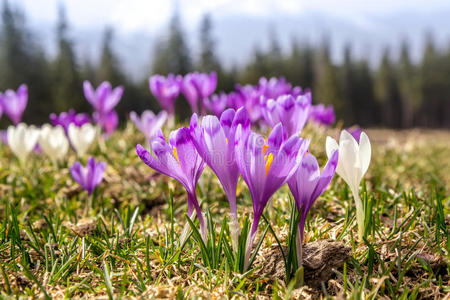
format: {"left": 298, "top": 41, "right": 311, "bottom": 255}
{"left": 130, "top": 110, "right": 167, "bottom": 146}
{"left": 259, "top": 77, "right": 293, "bottom": 99}
{"left": 83, "top": 81, "right": 123, "bottom": 115}
{"left": 93, "top": 110, "right": 118, "bottom": 136}
{"left": 236, "top": 123, "right": 310, "bottom": 270}
{"left": 226, "top": 91, "right": 245, "bottom": 110}
{"left": 70, "top": 157, "right": 106, "bottom": 195}
{"left": 182, "top": 72, "right": 217, "bottom": 114}
{"left": 190, "top": 107, "right": 250, "bottom": 250}
{"left": 149, "top": 74, "right": 183, "bottom": 116}
{"left": 309, "top": 104, "right": 336, "bottom": 126}
{"left": 0, "top": 101, "right": 3, "bottom": 119}
{"left": 235, "top": 84, "right": 263, "bottom": 123}
{"left": 260, "top": 92, "right": 312, "bottom": 137}
{"left": 136, "top": 127, "right": 207, "bottom": 240}
{"left": 287, "top": 150, "right": 338, "bottom": 265}
{"left": 0, "top": 84, "right": 28, "bottom": 125}
{"left": 202, "top": 92, "right": 228, "bottom": 117}
{"left": 50, "top": 109, "right": 91, "bottom": 133}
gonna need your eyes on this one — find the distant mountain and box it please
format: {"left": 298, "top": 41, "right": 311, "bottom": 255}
{"left": 30, "top": 8, "right": 450, "bottom": 82}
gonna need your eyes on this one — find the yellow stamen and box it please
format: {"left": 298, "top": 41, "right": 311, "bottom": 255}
{"left": 173, "top": 147, "right": 179, "bottom": 163}
{"left": 265, "top": 153, "right": 274, "bottom": 175}
{"left": 226, "top": 137, "right": 228, "bottom": 144}
{"left": 263, "top": 144, "right": 269, "bottom": 155}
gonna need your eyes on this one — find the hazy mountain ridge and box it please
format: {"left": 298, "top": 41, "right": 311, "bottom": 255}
{"left": 29, "top": 8, "right": 450, "bottom": 81}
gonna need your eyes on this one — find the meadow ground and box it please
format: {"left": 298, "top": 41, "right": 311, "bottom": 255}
{"left": 0, "top": 123, "right": 448, "bottom": 299}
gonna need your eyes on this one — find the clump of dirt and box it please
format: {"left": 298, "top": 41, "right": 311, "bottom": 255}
{"left": 64, "top": 218, "right": 98, "bottom": 237}
{"left": 255, "top": 239, "right": 351, "bottom": 288}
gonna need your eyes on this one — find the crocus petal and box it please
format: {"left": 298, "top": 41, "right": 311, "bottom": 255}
{"left": 174, "top": 127, "right": 205, "bottom": 191}
{"left": 289, "top": 153, "right": 321, "bottom": 209}
{"left": 70, "top": 161, "right": 86, "bottom": 188}
{"left": 266, "top": 123, "right": 285, "bottom": 154}
{"left": 138, "top": 142, "right": 187, "bottom": 188}
{"left": 68, "top": 123, "right": 96, "bottom": 157}
{"left": 219, "top": 108, "right": 235, "bottom": 138}
{"left": 96, "top": 82, "right": 112, "bottom": 108}
{"left": 70, "top": 157, "right": 106, "bottom": 195}
{"left": 311, "top": 149, "right": 338, "bottom": 201}
{"left": 103, "top": 86, "right": 124, "bottom": 112}
{"left": 83, "top": 81, "right": 97, "bottom": 108}
{"left": 358, "top": 132, "right": 371, "bottom": 177}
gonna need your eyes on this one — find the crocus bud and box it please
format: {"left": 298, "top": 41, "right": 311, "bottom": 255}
{"left": 68, "top": 123, "right": 96, "bottom": 157}
{"left": 326, "top": 130, "right": 371, "bottom": 239}
{"left": 0, "top": 84, "right": 28, "bottom": 125}
{"left": 38, "top": 124, "right": 69, "bottom": 162}
{"left": 7, "top": 123, "right": 40, "bottom": 164}
{"left": 70, "top": 156, "right": 106, "bottom": 195}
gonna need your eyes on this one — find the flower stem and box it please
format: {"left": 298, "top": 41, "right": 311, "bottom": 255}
{"left": 188, "top": 193, "right": 207, "bottom": 242}
{"left": 85, "top": 193, "right": 94, "bottom": 218}
{"left": 352, "top": 188, "right": 365, "bottom": 240}
{"left": 243, "top": 220, "right": 259, "bottom": 271}
{"left": 295, "top": 227, "right": 303, "bottom": 267}
{"left": 230, "top": 212, "right": 240, "bottom": 253}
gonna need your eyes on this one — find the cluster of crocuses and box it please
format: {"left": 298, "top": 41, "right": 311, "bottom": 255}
{"left": 6, "top": 121, "right": 97, "bottom": 163}
{"left": 136, "top": 91, "right": 371, "bottom": 271}
{"left": 0, "top": 83, "right": 107, "bottom": 199}
{"left": 1, "top": 76, "right": 370, "bottom": 272}
{"left": 149, "top": 74, "right": 335, "bottom": 127}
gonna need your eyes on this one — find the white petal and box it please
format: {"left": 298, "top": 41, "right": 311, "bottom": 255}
{"left": 358, "top": 132, "right": 371, "bottom": 176}
{"left": 341, "top": 130, "right": 359, "bottom": 150}
{"left": 340, "top": 139, "right": 360, "bottom": 189}
{"left": 325, "top": 136, "right": 339, "bottom": 158}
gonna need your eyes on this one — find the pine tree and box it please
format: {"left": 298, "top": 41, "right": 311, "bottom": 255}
{"left": 240, "top": 45, "right": 270, "bottom": 84}
{"left": 285, "top": 40, "right": 314, "bottom": 90}
{"left": 266, "top": 28, "right": 283, "bottom": 77}
{"left": 419, "top": 34, "right": 448, "bottom": 127}
{"left": 341, "top": 44, "right": 356, "bottom": 123}
{"left": 0, "top": 0, "right": 51, "bottom": 124}
{"left": 197, "top": 14, "right": 220, "bottom": 72}
{"left": 398, "top": 40, "right": 418, "bottom": 127}
{"left": 314, "top": 37, "right": 343, "bottom": 118}
{"left": 152, "top": 11, "right": 192, "bottom": 75}
{"left": 151, "top": 37, "right": 171, "bottom": 75}
{"left": 353, "top": 59, "right": 376, "bottom": 126}
{"left": 374, "top": 48, "right": 401, "bottom": 127}
{"left": 97, "top": 27, "right": 125, "bottom": 85}
{"left": 51, "top": 4, "right": 83, "bottom": 112}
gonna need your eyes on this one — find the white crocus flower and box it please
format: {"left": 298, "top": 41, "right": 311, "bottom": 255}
{"left": 38, "top": 124, "right": 69, "bottom": 162}
{"left": 7, "top": 123, "right": 40, "bottom": 164}
{"left": 326, "top": 130, "right": 371, "bottom": 239}
{"left": 68, "top": 123, "right": 96, "bottom": 157}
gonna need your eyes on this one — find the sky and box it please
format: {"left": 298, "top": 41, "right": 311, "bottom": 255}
{"left": 19, "top": 0, "right": 450, "bottom": 34}
{"left": 14, "top": 0, "right": 450, "bottom": 80}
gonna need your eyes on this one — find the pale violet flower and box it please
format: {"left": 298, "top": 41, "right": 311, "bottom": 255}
{"left": 326, "top": 130, "right": 371, "bottom": 239}
{"left": 38, "top": 124, "right": 69, "bottom": 162}
{"left": 7, "top": 123, "right": 40, "bottom": 164}
{"left": 130, "top": 110, "right": 167, "bottom": 146}
{"left": 68, "top": 123, "right": 97, "bottom": 157}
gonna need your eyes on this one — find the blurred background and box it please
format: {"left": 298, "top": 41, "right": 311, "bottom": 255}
{"left": 1, "top": 0, "right": 450, "bottom": 127}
